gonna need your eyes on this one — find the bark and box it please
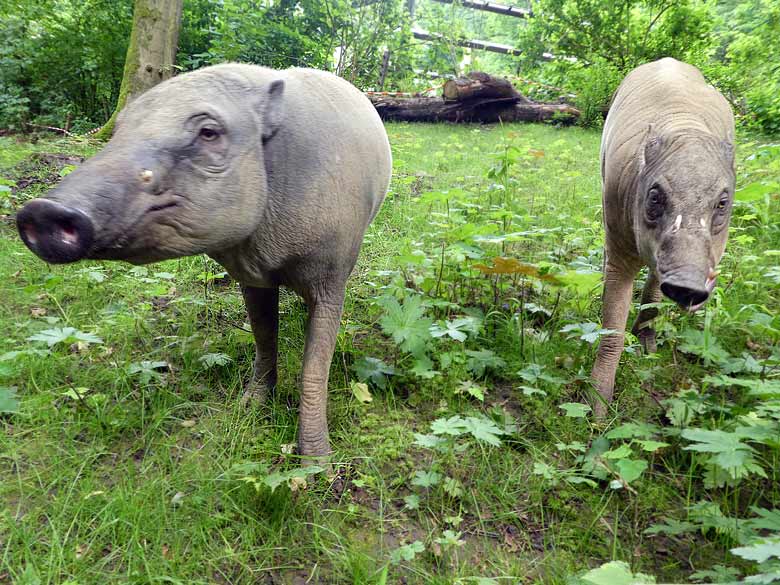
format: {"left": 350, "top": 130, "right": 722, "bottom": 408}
{"left": 368, "top": 95, "right": 580, "bottom": 124}
{"left": 443, "top": 71, "right": 524, "bottom": 102}
{"left": 95, "top": 0, "right": 183, "bottom": 140}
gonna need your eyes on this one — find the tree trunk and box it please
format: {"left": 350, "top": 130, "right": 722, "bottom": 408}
{"left": 443, "top": 71, "right": 525, "bottom": 102}
{"left": 368, "top": 95, "right": 580, "bottom": 124}
{"left": 95, "top": 0, "right": 183, "bottom": 140}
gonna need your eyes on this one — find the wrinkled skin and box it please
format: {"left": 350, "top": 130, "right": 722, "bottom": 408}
{"left": 16, "top": 64, "right": 392, "bottom": 460}
{"left": 592, "top": 58, "right": 736, "bottom": 416}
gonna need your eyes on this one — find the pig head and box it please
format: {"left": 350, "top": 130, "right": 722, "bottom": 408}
{"left": 633, "top": 130, "right": 735, "bottom": 311}
{"left": 17, "top": 71, "right": 285, "bottom": 265}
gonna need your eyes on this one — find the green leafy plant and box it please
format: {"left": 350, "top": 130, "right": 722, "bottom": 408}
{"left": 27, "top": 327, "right": 103, "bottom": 348}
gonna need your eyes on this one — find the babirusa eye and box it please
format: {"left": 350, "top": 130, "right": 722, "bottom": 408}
{"left": 645, "top": 186, "right": 666, "bottom": 223}
{"left": 199, "top": 127, "right": 220, "bottom": 141}
{"left": 649, "top": 188, "right": 660, "bottom": 203}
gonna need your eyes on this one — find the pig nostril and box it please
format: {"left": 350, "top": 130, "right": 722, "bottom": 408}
{"left": 660, "top": 282, "right": 710, "bottom": 308}
{"left": 16, "top": 199, "right": 94, "bottom": 263}
{"left": 22, "top": 223, "right": 38, "bottom": 245}
{"left": 59, "top": 224, "right": 79, "bottom": 246}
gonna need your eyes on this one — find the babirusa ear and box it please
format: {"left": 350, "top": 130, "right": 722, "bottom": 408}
{"left": 263, "top": 79, "right": 285, "bottom": 142}
{"left": 641, "top": 124, "right": 664, "bottom": 166}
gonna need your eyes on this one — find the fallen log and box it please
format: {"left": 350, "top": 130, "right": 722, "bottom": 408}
{"left": 368, "top": 95, "right": 580, "bottom": 124}
{"left": 443, "top": 71, "right": 525, "bottom": 102}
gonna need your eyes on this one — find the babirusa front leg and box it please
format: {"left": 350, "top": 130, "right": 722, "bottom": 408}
{"left": 298, "top": 287, "right": 345, "bottom": 461}
{"left": 631, "top": 271, "right": 662, "bottom": 354}
{"left": 241, "top": 285, "right": 279, "bottom": 406}
{"left": 591, "top": 260, "right": 637, "bottom": 417}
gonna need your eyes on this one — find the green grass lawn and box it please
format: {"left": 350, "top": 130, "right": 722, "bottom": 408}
{"left": 0, "top": 125, "right": 779, "bottom": 585}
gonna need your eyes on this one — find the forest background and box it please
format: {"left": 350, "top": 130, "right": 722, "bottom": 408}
{"left": 0, "top": 0, "right": 778, "bottom": 136}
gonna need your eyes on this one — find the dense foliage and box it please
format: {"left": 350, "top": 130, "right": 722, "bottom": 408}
{"left": 522, "top": 0, "right": 780, "bottom": 132}
{"left": 0, "top": 0, "right": 777, "bottom": 133}
{"left": 0, "top": 0, "right": 415, "bottom": 131}
{"left": 0, "top": 0, "right": 132, "bottom": 132}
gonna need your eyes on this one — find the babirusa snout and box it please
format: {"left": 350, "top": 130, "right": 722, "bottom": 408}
{"left": 659, "top": 278, "right": 711, "bottom": 309}
{"left": 16, "top": 199, "right": 95, "bottom": 264}
{"left": 657, "top": 226, "right": 717, "bottom": 311}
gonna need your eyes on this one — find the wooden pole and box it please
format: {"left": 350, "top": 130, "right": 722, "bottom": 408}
{"left": 412, "top": 28, "right": 552, "bottom": 59}
{"left": 431, "top": 0, "right": 531, "bottom": 18}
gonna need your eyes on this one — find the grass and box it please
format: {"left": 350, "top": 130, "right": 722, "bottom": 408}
{"left": 0, "top": 124, "right": 779, "bottom": 585}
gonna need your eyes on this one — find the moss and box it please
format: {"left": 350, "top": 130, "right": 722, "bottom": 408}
{"left": 94, "top": 0, "right": 175, "bottom": 140}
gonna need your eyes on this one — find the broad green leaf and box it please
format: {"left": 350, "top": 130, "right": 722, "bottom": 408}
{"left": 579, "top": 561, "right": 655, "bottom": 584}
{"left": 457, "top": 380, "right": 485, "bottom": 401}
{"left": 732, "top": 538, "right": 780, "bottom": 563}
{"left": 615, "top": 458, "right": 648, "bottom": 483}
{"left": 0, "top": 387, "right": 19, "bottom": 413}
{"left": 411, "top": 470, "right": 441, "bottom": 488}
{"left": 128, "top": 361, "right": 169, "bottom": 385}
{"left": 0, "top": 361, "right": 17, "bottom": 379}
{"left": 61, "top": 387, "right": 89, "bottom": 400}
{"left": 413, "top": 433, "right": 447, "bottom": 449}
{"left": 644, "top": 518, "right": 697, "bottom": 536}
{"left": 461, "top": 415, "right": 506, "bottom": 446}
{"left": 566, "top": 476, "right": 598, "bottom": 488}
{"left": 516, "top": 363, "right": 566, "bottom": 387}
{"left": 681, "top": 427, "right": 766, "bottom": 485}
{"left": 27, "top": 327, "right": 103, "bottom": 347}
{"left": 636, "top": 440, "right": 670, "bottom": 452}
{"left": 555, "top": 270, "right": 602, "bottom": 294}
{"left": 410, "top": 353, "right": 438, "bottom": 379}
{"left": 434, "top": 529, "right": 464, "bottom": 548}
{"left": 556, "top": 441, "right": 587, "bottom": 452}
{"left": 443, "top": 476, "right": 463, "bottom": 498}
{"left": 560, "top": 322, "right": 616, "bottom": 344}
{"left": 350, "top": 381, "right": 372, "bottom": 404}
{"left": 703, "top": 374, "right": 780, "bottom": 397}
{"left": 199, "top": 353, "right": 232, "bottom": 368}
{"left": 465, "top": 349, "right": 506, "bottom": 377}
{"left": 431, "top": 416, "right": 467, "bottom": 436}
{"left": 689, "top": 566, "right": 741, "bottom": 583}
{"left": 390, "top": 541, "right": 424, "bottom": 564}
{"left": 678, "top": 329, "right": 730, "bottom": 365}
{"left": 533, "top": 462, "right": 557, "bottom": 480}
{"left": 603, "top": 444, "right": 633, "bottom": 459}
{"left": 682, "top": 428, "right": 755, "bottom": 456}
{"left": 263, "top": 466, "right": 323, "bottom": 493}
{"left": 379, "top": 296, "right": 433, "bottom": 354}
{"left": 519, "top": 385, "right": 547, "bottom": 397}
{"left": 559, "top": 402, "right": 591, "bottom": 418}
{"left": 430, "top": 319, "right": 468, "bottom": 342}
{"left": 747, "top": 508, "right": 780, "bottom": 532}
{"left": 352, "top": 356, "right": 396, "bottom": 389}
{"left": 606, "top": 422, "right": 661, "bottom": 440}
